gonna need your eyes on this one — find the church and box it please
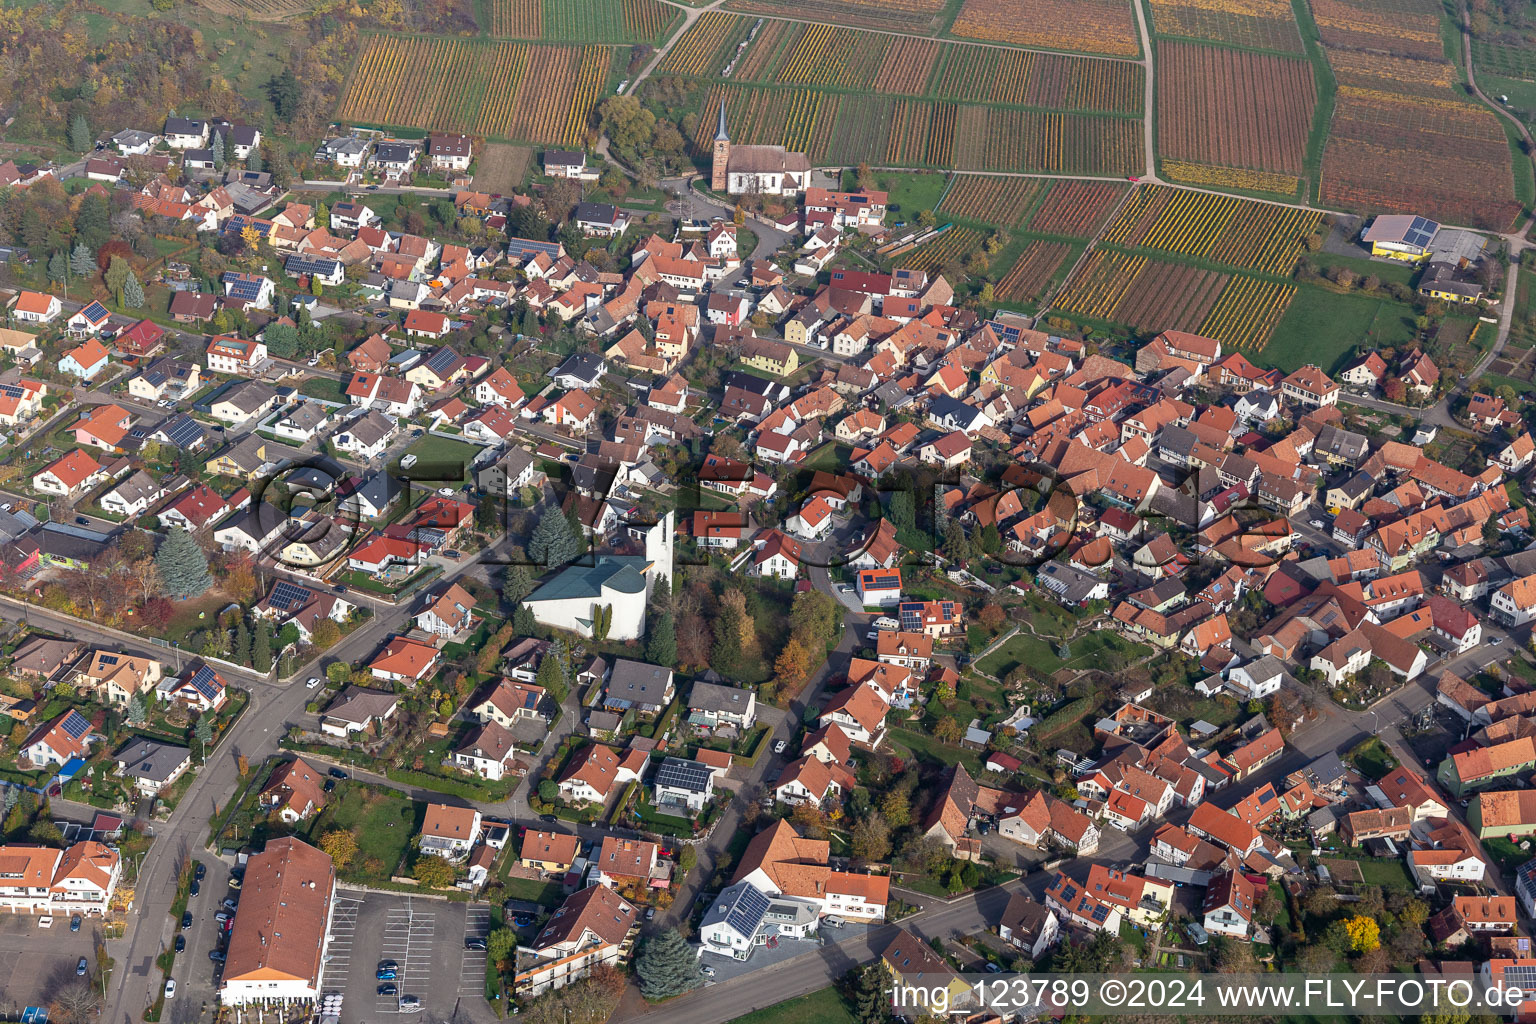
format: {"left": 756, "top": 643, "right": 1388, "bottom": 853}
{"left": 520, "top": 511, "right": 674, "bottom": 640}
{"left": 710, "top": 103, "right": 811, "bottom": 197}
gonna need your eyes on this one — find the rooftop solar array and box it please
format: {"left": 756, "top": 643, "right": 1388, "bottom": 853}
{"left": 861, "top": 571, "right": 901, "bottom": 589}
{"left": 715, "top": 881, "right": 770, "bottom": 938}
{"left": 185, "top": 664, "right": 223, "bottom": 700}
{"left": 60, "top": 710, "right": 92, "bottom": 739}
{"left": 268, "top": 580, "right": 316, "bottom": 611}
{"left": 1405, "top": 216, "right": 1438, "bottom": 248}
{"left": 655, "top": 757, "right": 712, "bottom": 794}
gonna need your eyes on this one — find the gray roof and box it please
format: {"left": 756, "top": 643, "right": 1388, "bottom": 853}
{"left": 340, "top": 409, "right": 395, "bottom": 447}
{"left": 606, "top": 659, "right": 671, "bottom": 706}
{"left": 106, "top": 470, "right": 161, "bottom": 506}
{"left": 654, "top": 756, "right": 711, "bottom": 794}
{"left": 325, "top": 686, "right": 399, "bottom": 725}
{"left": 526, "top": 555, "right": 648, "bottom": 603}
{"left": 1314, "top": 424, "right": 1369, "bottom": 462}
{"left": 219, "top": 380, "right": 280, "bottom": 414}
{"left": 688, "top": 681, "right": 754, "bottom": 715}
{"left": 114, "top": 737, "right": 191, "bottom": 785}
{"left": 551, "top": 351, "right": 605, "bottom": 384}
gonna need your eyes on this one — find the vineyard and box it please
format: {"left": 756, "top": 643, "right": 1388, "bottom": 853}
{"left": 1147, "top": 0, "right": 1303, "bottom": 52}
{"left": 1161, "top": 162, "right": 1299, "bottom": 195}
{"left": 1319, "top": 87, "right": 1521, "bottom": 229}
{"left": 1327, "top": 48, "right": 1457, "bottom": 99}
{"left": 194, "top": 0, "right": 320, "bottom": 21}
{"left": 1052, "top": 249, "right": 1296, "bottom": 349}
{"left": 659, "top": 13, "right": 1142, "bottom": 115}
{"left": 1052, "top": 251, "right": 1229, "bottom": 333}
{"left": 486, "top": 0, "right": 676, "bottom": 41}
{"left": 1156, "top": 42, "right": 1315, "bottom": 178}
{"left": 723, "top": 0, "right": 949, "bottom": 34}
{"left": 338, "top": 37, "right": 611, "bottom": 146}
{"left": 1024, "top": 180, "right": 1129, "bottom": 237}
{"left": 952, "top": 0, "right": 1141, "bottom": 56}
{"left": 1311, "top": 0, "right": 1442, "bottom": 58}
{"left": 690, "top": 85, "right": 1143, "bottom": 173}
{"left": 895, "top": 227, "right": 988, "bottom": 273}
{"left": 938, "top": 176, "right": 1046, "bottom": 227}
{"left": 1102, "top": 187, "right": 1320, "bottom": 275}
{"left": 996, "top": 240, "right": 1075, "bottom": 304}
{"left": 929, "top": 47, "right": 1143, "bottom": 114}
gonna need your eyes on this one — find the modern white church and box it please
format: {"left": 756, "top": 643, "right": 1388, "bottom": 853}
{"left": 520, "top": 511, "right": 674, "bottom": 640}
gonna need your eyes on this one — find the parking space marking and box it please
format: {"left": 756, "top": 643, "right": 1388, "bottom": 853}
{"left": 375, "top": 901, "right": 434, "bottom": 1013}
{"left": 325, "top": 898, "right": 361, "bottom": 986}
{"left": 459, "top": 903, "right": 490, "bottom": 994}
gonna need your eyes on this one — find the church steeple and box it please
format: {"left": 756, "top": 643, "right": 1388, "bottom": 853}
{"left": 710, "top": 99, "right": 730, "bottom": 192}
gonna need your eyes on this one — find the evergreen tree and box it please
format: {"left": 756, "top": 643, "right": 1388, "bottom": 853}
{"left": 125, "top": 691, "right": 148, "bottom": 726}
{"left": 528, "top": 506, "right": 578, "bottom": 567}
{"left": 635, "top": 929, "right": 703, "bottom": 1000}
{"left": 122, "top": 271, "right": 144, "bottom": 309}
{"left": 68, "top": 114, "right": 91, "bottom": 153}
{"left": 535, "top": 645, "right": 566, "bottom": 701}
{"left": 247, "top": 146, "right": 263, "bottom": 172}
{"left": 513, "top": 603, "right": 537, "bottom": 635}
{"left": 155, "top": 529, "right": 213, "bottom": 599}
{"left": 520, "top": 304, "right": 539, "bottom": 337}
{"left": 252, "top": 621, "right": 273, "bottom": 673}
{"left": 70, "top": 242, "right": 95, "bottom": 278}
{"left": 841, "top": 965, "right": 888, "bottom": 1024}
{"left": 711, "top": 601, "right": 744, "bottom": 675}
{"left": 194, "top": 714, "right": 213, "bottom": 750}
{"left": 232, "top": 621, "right": 251, "bottom": 665}
{"left": 47, "top": 251, "right": 66, "bottom": 286}
{"left": 503, "top": 564, "right": 536, "bottom": 603}
{"left": 104, "top": 256, "right": 131, "bottom": 302}
{"left": 646, "top": 612, "right": 676, "bottom": 667}
{"left": 209, "top": 131, "right": 225, "bottom": 169}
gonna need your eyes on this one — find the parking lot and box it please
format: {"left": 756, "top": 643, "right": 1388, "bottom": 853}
{"left": 169, "top": 856, "right": 238, "bottom": 1021}
{"left": 323, "top": 891, "right": 488, "bottom": 1022}
{"left": 0, "top": 911, "right": 102, "bottom": 1014}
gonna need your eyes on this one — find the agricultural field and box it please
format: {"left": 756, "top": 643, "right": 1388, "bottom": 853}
{"left": 930, "top": 46, "right": 1143, "bottom": 114}
{"left": 1051, "top": 250, "right": 1230, "bottom": 333}
{"left": 1052, "top": 248, "right": 1299, "bottom": 349}
{"left": 1327, "top": 49, "right": 1457, "bottom": 99}
{"left": 1156, "top": 42, "right": 1315, "bottom": 182}
{"left": 1310, "top": 0, "right": 1443, "bottom": 59}
{"left": 691, "top": 85, "right": 1143, "bottom": 173}
{"left": 1472, "top": 33, "right": 1536, "bottom": 84}
{"left": 995, "top": 239, "right": 1076, "bottom": 304}
{"left": 487, "top": 0, "right": 677, "bottom": 41}
{"left": 1319, "top": 87, "right": 1521, "bottom": 229}
{"left": 723, "top": 0, "right": 950, "bottom": 35}
{"left": 938, "top": 176, "right": 1046, "bottom": 228}
{"left": 895, "top": 226, "right": 989, "bottom": 273}
{"left": 1101, "top": 186, "right": 1321, "bottom": 275}
{"left": 951, "top": 0, "right": 1141, "bottom": 57}
{"left": 474, "top": 142, "right": 533, "bottom": 192}
{"left": 339, "top": 37, "right": 612, "bottom": 146}
{"left": 1022, "top": 180, "right": 1130, "bottom": 237}
{"left": 661, "top": 14, "right": 1143, "bottom": 115}
{"left": 1147, "top": 0, "right": 1303, "bottom": 52}
{"left": 194, "top": 0, "right": 319, "bottom": 21}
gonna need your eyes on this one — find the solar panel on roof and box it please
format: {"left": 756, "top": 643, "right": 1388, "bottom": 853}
{"left": 186, "top": 665, "right": 222, "bottom": 700}
{"left": 656, "top": 758, "right": 711, "bottom": 792}
{"left": 61, "top": 711, "right": 91, "bottom": 738}
{"left": 99, "top": 655, "right": 118, "bottom": 666}
{"left": 722, "top": 884, "right": 770, "bottom": 936}
{"left": 269, "top": 580, "right": 315, "bottom": 611}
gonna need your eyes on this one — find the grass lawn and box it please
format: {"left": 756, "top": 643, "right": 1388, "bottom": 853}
{"left": 1264, "top": 285, "right": 1419, "bottom": 373}
{"left": 1349, "top": 736, "right": 1397, "bottom": 780}
{"left": 499, "top": 875, "right": 565, "bottom": 906}
{"left": 310, "top": 783, "right": 423, "bottom": 882}
{"left": 1482, "top": 836, "right": 1533, "bottom": 872}
{"left": 890, "top": 726, "right": 984, "bottom": 774}
{"left": 974, "top": 630, "right": 1145, "bottom": 680}
{"left": 299, "top": 377, "right": 345, "bottom": 403}
{"left": 1308, "top": 251, "right": 1416, "bottom": 287}
{"left": 1355, "top": 858, "right": 1415, "bottom": 890}
{"left": 845, "top": 170, "right": 948, "bottom": 222}
{"left": 393, "top": 435, "right": 481, "bottom": 480}
{"left": 727, "top": 986, "right": 857, "bottom": 1024}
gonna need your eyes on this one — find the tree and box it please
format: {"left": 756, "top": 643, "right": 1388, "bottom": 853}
{"left": 888, "top": 489, "right": 916, "bottom": 536}
{"left": 68, "top": 114, "right": 91, "bottom": 153}
{"left": 319, "top": 829, "right": 358, "bottom": 868}
{"left": 538, "top": 779, "right": 559, "bottom": 802}
{"left": 263, "top": 322, "right": 300, "bottom": 359}
{"left": 647, "top": 612, "right": 676, "bottom": 667}
{"left": 104, "top": 254, "right": 131, "bottom": 301}
{"left": 29, "top": 819, "right": 65, "bottom": 846}
{"left": 247, "top": 146, "right": 263, "bottom": 173}
{"left": 934, "top": 716, "right": 963, "bottom": 743}
{"left": 1344, "top": 914, "right": 1380, "bottom": 953}
{"left": 48, "top": 982, "right": 100, "bottom": 1024}
{"left": 529, "top": 506, "right": 578, "bottom": 567}
{"left": 487, "top": 927, "right": 518, "bottom": 970}
{"left": 126, "top": 691, "right": 148, "bottom": 725}
{"left": 312, "top": 619, "right": 341, "bottom": 649}
{"left": 880, "top": 788, "right": 911, "bottom": 829}
{"left": 635, "top": 928, "right": 704, "bottom": 999}
{"left": 253, "top": 621, "right": 273, "bottom": 673}
{"left": 70, "top": 242, "right": 95, "bottom": 278}
{"left": 678, "top": 845, "right": 698, "bottom": 874}
{"left": 155, "top": 528, "right": 213, "bottom": 599}
{"left": 267, "top": 67, "right": 301, "bottom": 118}
{"left": 194, "top": 714, "right": 213, "bottom": 750}
{"left": 514, "top": 604, "right": 537, "bottom": 635}
{"left": 849, "top": 811, "right": 891, "bottom": 862}
{"left": 210, "top": 130, "right": 225, "bottom": 169}
{"left": 1302, "top": 884, "right": 1339, "bottom": 918}
{"left": 122, "top": 270, "right": 144, "bottom": 309}
{"left": 48, "top": 250, "right": 67, "bottom": 287}
{"left": 413, "top": 854, "right": 455, "bottom": 888}
{"left": 773, "top": 636, "right": 813, "bottom": 690}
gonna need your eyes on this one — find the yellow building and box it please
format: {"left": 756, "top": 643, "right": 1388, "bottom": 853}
{"left": 1361, "top": 214, "right": 1438, "bottom": 262}
{"left": 880, "top": 928, "right": 970, "bottom": 1016}
{"left": 519, "top": 830, "right": 579, "bottom": 873}
{"left": 740, "top": 337, "right": 798, "bottom": 377}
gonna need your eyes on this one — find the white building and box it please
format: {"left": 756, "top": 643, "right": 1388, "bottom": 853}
{"left": 419, "top": 803, "right": 482, "bottom": 861}
{"left": 523, "top": 513, "right": 673, "bottom": 641}
{"left": 219, "top": 837, "right": 337, "bottom": 1008}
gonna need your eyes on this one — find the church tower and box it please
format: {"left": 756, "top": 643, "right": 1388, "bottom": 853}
{"left": 710, "top": 100, "right": 730, "bottom": 192}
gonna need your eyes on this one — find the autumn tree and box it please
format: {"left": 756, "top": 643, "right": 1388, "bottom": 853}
{"left": 413, "top": 854, "right": 455, "bottom": 888}
{"left": 311, "top": 619, "right": 342, "bottom": 650}
{"left": 849, "top": 811, "right": 891, "bottom": 862}
{"left": 773, "top": 636, "right": 813, "bottom": 692}
{"left": 1344, "top": 914, "right": 1380, "bottom": 953}
{"left": 934, "top": 716, "right": 963, "bottom": 743}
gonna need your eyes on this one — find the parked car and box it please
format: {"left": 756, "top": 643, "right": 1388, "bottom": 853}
{"left": 76, "top": 958, "right": 88, "bottom": 976}
{"left": 182, "top": 912, "right": 192, "bottom": 929}
{"left": 399, "top": 996, "right": 422, "bottom": 1012}
{"left": 74, "top": 516, "right": 89, "bottom": 525}
{"left": 164, "top": 980, "right": 176, "bottom": 999}
{"left": 645, "top": 907, "right": 656, "bottom": 921}
{"left": 195, "top": 863, "right": 206, "bottom": 881}
{"left": 70, "top": 915, "right": 81, "bottom": 932}
{"left": 228, "top": 877, "right": 242, "bottom": 890}
{"left": 377, "top": 968, "right": 397, "bottom": 980}
{"left": 539, "top": 814, "right": 558, "bottom": 824}
{"left": 378, "top": 984, "right": 398, "bottom": 997}
{"left": 700, "top": 965, "right": 716, "bottom": 978}
{"left": 209, "top": 950, "right": 225, "bottom": 963}
{"left": 984, "top": 962, "right": 1003, "bottom": 973}
{"left": 329, "top": 767, "right": 348, "bottom": 780}
{"left": 465, "top": 938, "right": 487, "bottom": 951}
{"left": 174, "top": 935, "right": 185, "bottom": 953}
{"left": 773, "top": 740, "right": 787, "bottom": 754}
{"left": 190, "top": 881, "right": 200, "bottom": 897}
{"left": 323, "top": 779, "right": 336, "bottom": 793}
{"left": 306, "top": 676, "right": 321, "bottom": 689}
{"left": 215, "top": 912, "right": 231, "bottom": 924}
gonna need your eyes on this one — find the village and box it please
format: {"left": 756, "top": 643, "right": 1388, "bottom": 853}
{"left": 0, "top": 103, "right": 1532, "bottom": 1024}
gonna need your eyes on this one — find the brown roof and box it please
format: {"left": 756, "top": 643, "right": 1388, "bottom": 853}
{"left": 519, "top": 829, "right": 579, "bottom": 867}
{"left": 260, "top": 757, "right": 327, "bottom": 818}
{"left": 733, "top": 819, "right": 833, "bottom": 899}
{"left": 559, "top": 744, "right": 630, "bottom": 799}
{"left": 223, "top": 838, "right": 335, "bottom": 987}
{"left": 1474, "top": 790, "right": 1536, "bottom": 829}
{"left": 422, "top": 802, "right": 479, "bottom": 841}
{"left": 923, "top": 763, "right": 979, "bottom": 841}
{"left": 532, "top": 883, "right": 636, "bottom": 951}
{"left": 596, "top": 836, "right": 657, "bottom": 880}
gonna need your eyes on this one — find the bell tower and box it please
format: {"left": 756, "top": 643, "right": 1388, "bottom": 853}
{"left": 710, "top": 100, "right": 730, "bottom": 193}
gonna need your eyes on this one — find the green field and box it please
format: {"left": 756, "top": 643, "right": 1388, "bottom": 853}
{"left": 727, "top": 987, "right": 858, "bottom": 1024}
{"left": 393, "top": 435, "right": 482, "bottom": 480}
{"left": 1263, "top": 285, "right": 1419, "bottom": 373}
{"left": 975, "top": 630, "right": 1146, "bottom": 680}
{"left": 310, "top": 784, "right": 423, "bottom": 883}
